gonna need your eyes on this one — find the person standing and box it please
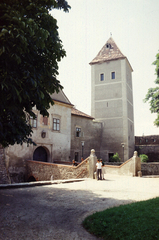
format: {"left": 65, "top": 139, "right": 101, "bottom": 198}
{"left": 96, "top": 159, "right": 102, "bottom": 180}
{"left": 72, "top": 159, "right": 78, "bottom": 166}
{"left": 100, "top": 159, "right": 105, "bottom": 180}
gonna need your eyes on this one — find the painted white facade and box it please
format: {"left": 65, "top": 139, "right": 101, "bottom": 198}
{"left": 5, "top": 90, "right": 73, "bottom": 182}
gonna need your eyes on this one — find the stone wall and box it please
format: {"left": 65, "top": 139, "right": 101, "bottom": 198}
{"left": 135, "top": 135, "right": 159, "bottom": 145}
{"left": 141, "top": 163, "right": 159, "bottom": 176}
{"left": 91, "top": 57, "right": 134, "bottom": 161}
{"left": 71, "top": 115, "right": 102, "bottom": 161}
{"left": 135, "top": 145, "right": 159, "bottom": 162}
{"left": 135, "top": 135, "right": 159, "bottom": 162}
{"left": 0, "top": 145, "right": 10, "bottom": 184}
{"left": 103, "top": 152, "right": 141, "bottom": 176}
{"left": 26, "top": 158, "right": 89, "bottom": 181}
{"left": 104, "top": 161, "right": 159, "bottom": 176}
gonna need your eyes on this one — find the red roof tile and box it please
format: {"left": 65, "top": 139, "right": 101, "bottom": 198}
{"left": 71, "top": 108, "right": 94, "bottom": 119}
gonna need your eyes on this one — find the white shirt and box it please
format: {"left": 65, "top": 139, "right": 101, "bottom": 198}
{"left": 96, "top": 162, "right": 102, "bottom": 169}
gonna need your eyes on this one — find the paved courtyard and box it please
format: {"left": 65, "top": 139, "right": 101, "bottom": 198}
{"left": 1, "top": 174, "right": 159, "bottom": 240}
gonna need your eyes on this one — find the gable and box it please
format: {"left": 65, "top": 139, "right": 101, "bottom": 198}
{"left": 51, "top": 89, "right": 73, "bottom": 106}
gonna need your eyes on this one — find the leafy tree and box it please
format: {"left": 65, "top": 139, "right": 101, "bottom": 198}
{"left": 0, "top": 0, "right": 70, "bottom": 147}
{"left": 109, "top": 153, "right": 121, "bottom": 162}
{"left": 144, "top": 51, "right": 159, "bottom": 126}
{"left": 139, "top": 154, "right": 148, "bottom": 163}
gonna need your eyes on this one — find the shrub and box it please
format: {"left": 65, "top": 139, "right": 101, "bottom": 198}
{"left": 139, "top": 154, "right": 149, "bottom": 162}
{"left": 109, "top": 153, "right": 121, "bottom": 162}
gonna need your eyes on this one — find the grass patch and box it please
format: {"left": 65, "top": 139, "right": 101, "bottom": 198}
{"left": 82, "top": 197, "right": 159, "bottom": 240}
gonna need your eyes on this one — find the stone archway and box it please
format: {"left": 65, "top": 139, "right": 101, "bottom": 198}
{"left": 33, "top": 146, "right": 47, "bottom": 162}
{"left": 27, "top": 176, "right": 36, "bottom": 182}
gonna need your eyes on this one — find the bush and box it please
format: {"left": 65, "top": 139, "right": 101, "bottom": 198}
{"left": 139, "top": 154, "right": 149, "bottom": 162}
{"left": 109, "top": 153, "right": 121, "bottom": 162}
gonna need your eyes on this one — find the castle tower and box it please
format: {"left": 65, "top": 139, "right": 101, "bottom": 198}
{"left": 90, "top": 37, "right": 134, "bottom": 161}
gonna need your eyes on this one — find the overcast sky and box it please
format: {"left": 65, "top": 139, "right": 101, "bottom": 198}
{"left": 51, "top": 0, "right": 159, "bottom": 136}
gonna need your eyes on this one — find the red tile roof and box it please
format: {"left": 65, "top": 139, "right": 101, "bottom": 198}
{"left": 71, "top": 108, "right": 94, "bottom": 119}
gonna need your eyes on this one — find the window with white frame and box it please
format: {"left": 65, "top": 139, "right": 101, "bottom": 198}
{"left": 53, "top": 118, "right": 60, "bottom": 131}
{"left": 100, "top": 73, "right": 104, "bottom": 81}
{"left": 30, "top": 115, "right": 37, "bottom": 128}
{"left": 111, "top": 72, "right": 115, "bottom": 79}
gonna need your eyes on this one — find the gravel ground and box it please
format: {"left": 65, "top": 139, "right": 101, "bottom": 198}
{"left": 1, "top": 174, "right": 159, "bottom": 240}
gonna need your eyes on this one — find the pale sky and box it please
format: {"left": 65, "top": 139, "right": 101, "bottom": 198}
{"left": 51, "top": 0, "right": 159, "bottom": 136}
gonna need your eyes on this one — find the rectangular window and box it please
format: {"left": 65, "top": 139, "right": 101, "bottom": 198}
{"left": 75, "top": 152, "right": 79, "bottom": 162}
{"left": 30, "top": 116, "right": 37, "bottom": 128}
{"left": 53, "top": 118, "right": 60, "bottom": 131}
{"left": 111, "top": 72, "right": 115, "bottom": 79}
{"left": 100, "top": 73, "right": 104, "bottom": 81}
{"left": 109, "top": 153, "right": 114, "bottom": 160}
{"left": 76, "top": 127, "right": 81, "bottom": 137}
{"left": 43, "top": 116, "right": 48, "bottom": 125}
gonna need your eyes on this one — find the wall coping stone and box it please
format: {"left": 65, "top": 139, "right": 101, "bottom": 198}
{"left": 27, "top": 158, "right": 89, "bottom": 169}
{"left": 105, "top": 158, "right": 132, "bottom": 168}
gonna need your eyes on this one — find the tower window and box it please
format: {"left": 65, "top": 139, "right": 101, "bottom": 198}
{"left": 106, "top": 43, "right": 111, "bottom": 49}
{"left": 100, "top": 73, "right": 104, "bottom": 81}
{"left": 76, "top": 127, "right": 81, "bottom": 137}
{"left": 111, "top": 72, "right": 115, "bottom": 79}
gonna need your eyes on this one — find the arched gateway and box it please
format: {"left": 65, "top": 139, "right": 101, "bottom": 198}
{"left": 33, "top": 146, "right": 47, "bottom": 162}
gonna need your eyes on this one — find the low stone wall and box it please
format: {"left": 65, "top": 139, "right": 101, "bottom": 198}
{"left": 26, "top": 158, "right": 89, "bottom": 181}
{"left": 135, "top": 145, "right": 159, "bottom": 162}
{"left": 103, "top": 152, "right": 141, "bottom": 177}
{"left": 141, "top": 163, "right": 159, "bottom": 175}
{"left": 105, "top": 162, "right": 123, "bottom": 166}
{"left": 104, "top": 158, "right": 133, "bottom": 176}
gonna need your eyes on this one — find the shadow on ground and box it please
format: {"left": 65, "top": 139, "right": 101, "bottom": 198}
{"left": 0, "top": 182, "right": 133, "bottom": 240}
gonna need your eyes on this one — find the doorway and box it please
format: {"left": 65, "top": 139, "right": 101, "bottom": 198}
{"left": 33, "top": 146, "right": 47, "bottom": 162}
{"left": 109, "top": 152, "right": 114, "bottom": 161}
{"left": 75, "top": 152, "right": 79, "bottom": 162}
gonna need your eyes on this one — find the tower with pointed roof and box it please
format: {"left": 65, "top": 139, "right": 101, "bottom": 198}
{"left": 90, "top": 37, "right": 134, "bottom": 161}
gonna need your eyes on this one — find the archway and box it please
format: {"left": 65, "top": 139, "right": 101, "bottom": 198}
{"left": 33, "top": 146, "right": 47, "bottom": 162}
{"left": 27, "top": 176, "right": 36, "bottom": 182}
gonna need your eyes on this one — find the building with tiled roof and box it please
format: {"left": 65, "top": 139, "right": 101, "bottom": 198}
{"left": 90, "top": 37, "right": 134, "bottom": 161}
{"left": 90, "top": 37, "right": 126, "bottom": 64}
{"left": 71, "top": 107, "right": 94, "bottom": 119}
{"left": 4, "top": 37, "right": 135, "bottom": 183}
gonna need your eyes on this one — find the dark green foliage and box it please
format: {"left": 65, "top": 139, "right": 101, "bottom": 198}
{"left": 83, "top": 197, "right": 159, "bottom": 240}
{"left": 0, "top": 0, "right": 70, "bottom": 147}
{"left": 139, "top": 154, "right": 149, "bottom": 162}
{"left": 144, "top": 51, "right": 159, "bottom": 126}
{"left": 109, "top": 152, "right": 121, "bottom": 162}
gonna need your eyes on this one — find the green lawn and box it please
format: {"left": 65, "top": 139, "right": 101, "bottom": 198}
{"left": 82, "top": 197, "right": 159, "bottom": 240}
